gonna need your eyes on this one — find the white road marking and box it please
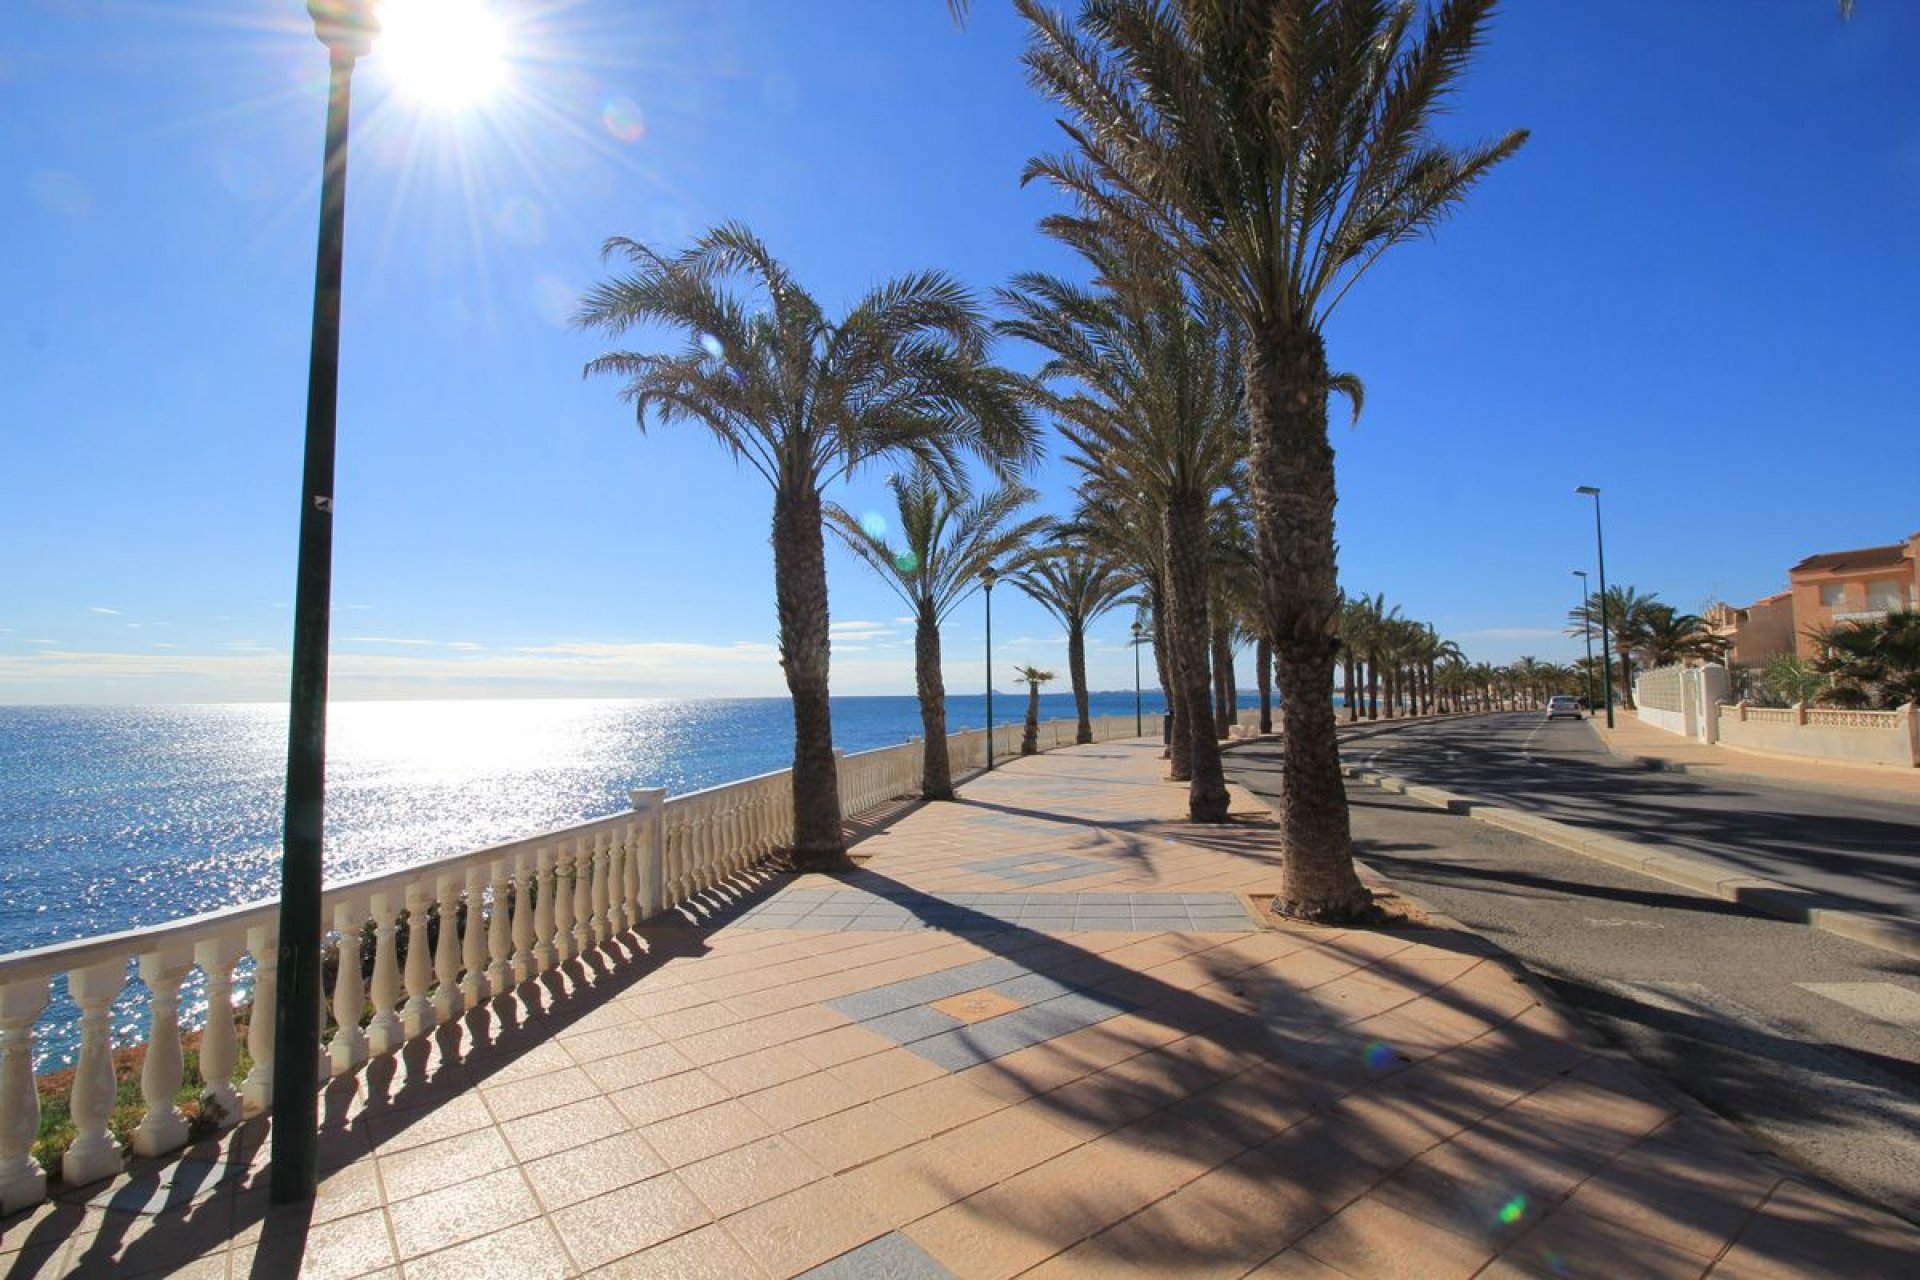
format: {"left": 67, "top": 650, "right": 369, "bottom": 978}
{"left": 1583, "top": 917, "right": 1665, "bottom": 930}
{"left": 1799, "top": 983, "right": 1920, "bottom": 1034}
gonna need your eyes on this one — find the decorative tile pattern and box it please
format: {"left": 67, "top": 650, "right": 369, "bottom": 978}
{"left": 826, "top": 958, "right": 1137, "bottom": 1071}
{"left": 964, "top": 851, "right": 1117, "bottom": 885}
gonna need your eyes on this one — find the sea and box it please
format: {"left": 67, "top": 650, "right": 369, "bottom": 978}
{"left": 0, "top": 693, "right": 1183, "bottom": 962}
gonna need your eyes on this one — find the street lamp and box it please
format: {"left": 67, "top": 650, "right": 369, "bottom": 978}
{"left": 981, "top": 566, "right": 997, "bottom": 771}
{"left": 1575, "top": 486, "right": 1615, "bottom": 728}
{"left": 272, "top": 0, "right": 379, "bottom": 1206}
{"left": 1572, "top": 569, "right": 1596, "bottom": 713}
{"left": 1130, "top": 619, "right": 1144, "bottom": 736}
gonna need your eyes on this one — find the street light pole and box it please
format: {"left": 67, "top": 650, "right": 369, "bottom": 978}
{"left": 1573, "top": 569, "right": 1596, "bottom": 713}
{"left": 1575, "top": 486, "right": 1615, "bottom": 729}
{"left": 273, "top": 0, "right": 378, "bottom": 1206}
{"left": 982, "top": 566, "right": 997, "bottom": 771}
{"left": 1131, "top": 620, "right": 1144, "bottom": 737}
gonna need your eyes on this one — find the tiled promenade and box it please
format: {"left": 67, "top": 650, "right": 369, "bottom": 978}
{"left": 6, "top": 738, "right": 1919, "bottom": 1278}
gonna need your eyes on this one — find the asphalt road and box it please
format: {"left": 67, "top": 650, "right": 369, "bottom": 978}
{"left": 1340, "top": 712, "right": 1920, "bottom": 923}
{"left": 1226, "top": 734, "right": 1920, "bottom": 1223}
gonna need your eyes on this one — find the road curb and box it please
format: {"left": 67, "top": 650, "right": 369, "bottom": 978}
{"left": 1593, "top": 736, "right": 1920, "bottom": 810}
{"left": 1342, "top": 764, "right": 1920, "bottom": 963}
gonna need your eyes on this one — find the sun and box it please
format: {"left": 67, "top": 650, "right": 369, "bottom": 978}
{"left": 374, "top": 0, "right": 511, "bottom": 109}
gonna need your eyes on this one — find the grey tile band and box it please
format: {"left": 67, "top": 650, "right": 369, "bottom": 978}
{"left": 826, "top": 958, "right": 1140, "bottom": 1072}
{"left": 729, "top": 889, "right": 1253, "bottom": 934}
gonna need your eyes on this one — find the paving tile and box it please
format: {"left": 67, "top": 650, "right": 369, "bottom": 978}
{"left": 721, "top": 1179, "right": 889, "bottom": 1277}
{"left": 376, "top": 1126, "right": 518, "bottom": 1202}
{"left": 1295, "top": 1193, "right": 1495, "bottom": 1280}
{"left": 403, "top": 1216, "right": 570, "bottom": 1280}
{"left": 524, "top": 1130, "right": 668, "bottom": 1211}
{"left": 798, "top": 1230, "right": 958, "bottom": 1279}
{"left": 227, "top": 1206, "right": 397, "bottom": 1280}
{"left": 581, "top": 1223, "right": 768, "bottom": 1278}
{"left": 609, "top": 1068, "right": 731, "bottom": 1128}
{"left": 387, "top": 1165, "right": 541, "bottom": 1259}
{"left": 678, "top": 1134, "right": 826, "bottom": 1217}
{"left": 548, "top": 1173, "right": 713, "bottom": 1271}
{"left": 641, "top": 1099, "right": 774, "bottom": 1168}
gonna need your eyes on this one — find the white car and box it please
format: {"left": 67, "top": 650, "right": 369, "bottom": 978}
{"left": 1546, "top": 695, "right": 1584, "bottom": 720}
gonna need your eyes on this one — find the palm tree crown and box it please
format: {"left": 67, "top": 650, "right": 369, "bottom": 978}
{"left": 577, "top": 223, "right": 1039, "bottom": 868}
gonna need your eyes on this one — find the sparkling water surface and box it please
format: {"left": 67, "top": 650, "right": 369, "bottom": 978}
{"left": 0, "top": 693, "right": 1173, "bottom": 960}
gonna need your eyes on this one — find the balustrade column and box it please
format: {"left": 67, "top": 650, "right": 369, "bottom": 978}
{"left": 0, "top": 977, "right": 50, "bottom": 1214}
{"left": 402, "top": 885, "right": 435, "bottom": 1037}
{"left": 462, "top": 866, "right": 491, "bottom": 1007}
{"left": 487, "top": 860, "right": 515, "bottom": 992}
{"left": 631, "top": 788, "right": 666, "bottom": 921}
{"left": 131, "top": 949, "right": 193, "bottom": 1157}
{"left": 576, "top": 836, "right": 598, "bottom": 954}
{"left": 589, "top": 834, "right": 612, "bottom": 946}
{"left": 607, "top": 831, "right": 631, "bottom": 937}
{"left": 545, "top": 847, "right": 570, "bottom": 968}
{"left": 63, "top": 961, "right": 125, "bottom": 1186}
{"left": 434, "top": 875, "right": 465, "bottom": 1024}
{"left": 241, "top": 926, "right": 277, "bottom": 1114}
{"left": 329, "top": 903, "right": 370, "bottom": 1073}
{"left": 365, "top": 894, "right": 404, "bottom": 1056}
{"left": 193, "top": 936, "right": 242, "bottom": 1125}
{"left": 511, "top": 851, "right": 539, "bottom": 982}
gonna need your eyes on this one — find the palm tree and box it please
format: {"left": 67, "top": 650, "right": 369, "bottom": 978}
{"left": 998, "top": 236, "right": 1244, "bottom": 823}
{"left": 577, "top": 223, "right": 1039, "bottom": 870}
{"left": 1020, "top": 0, "right": 1526, "bottom": 920}
{"left": 1014, "top": 665, "right": 1056, "bottom": 754}
{"left": 1569, "top": 584, "right": 1662, "bottom": 711}
{"left": 1012, "top": 537, "right": 1135, "bottom": 745}
{"left": 829, "top": 470, "right": 1046, "bottom": 800}
{"left": 1811, "top": 609, "right": 1920, "bottom": 708}
{"left": 1638, "top": 604, "right": 1718, "bottom": 669}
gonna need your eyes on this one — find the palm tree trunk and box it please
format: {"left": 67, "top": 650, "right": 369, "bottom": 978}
{"left": 1212, "top": 626, "right": 1236, "bottom": 738}
{"left": 1244, "top": 328, "right": 1369, "bottom": 920}
{"left": 1617, "top": 649, "right": 1636, "bottom": 709}
{"left": 1021, "top": 682, "right": 1040, "bottom": 755}
{"left": 1164, "top": 497, "right": 1230, "bottom": 822}
{"left": 1154, "top": 598, "right": 1190, "bottom": 777}
{"left": 1366, "top": 656, "right": 1380, "bottom": 721}
{"left": 1343, "top": 651, "right": 1357, "bottom": 723}
{"left": 1257, "top": 636, "right": 1273, "bottom": 734}
{"left": 1068, "top": 621, "right": 1093, "bottom": 744}
{"left": 772, "top": 482, "right": 846, "bottom": 871}
{"left": 914, "top": 598, "right": 954, "bottom": 801}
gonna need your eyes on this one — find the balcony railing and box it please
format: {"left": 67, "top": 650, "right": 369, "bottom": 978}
{"left": 0, "top": 713, "right": 1137, "bottom": 1213}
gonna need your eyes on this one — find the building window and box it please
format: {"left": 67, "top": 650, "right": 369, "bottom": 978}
{"left": 1819, "top": 583, "right": 1845, "bottom": 609}
{"left": 1867, "top": 580, "right": 1907, "bottom": 612}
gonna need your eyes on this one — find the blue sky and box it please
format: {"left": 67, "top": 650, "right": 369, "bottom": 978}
{"left": 2, "top": 0, "right": 1916, "bottom": 704}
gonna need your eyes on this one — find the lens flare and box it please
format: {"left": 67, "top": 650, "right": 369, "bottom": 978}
{"left": 893, "top": 550, "right": 920, "bottom": 574}
{"left": 859, "top": 512, "right": 888, "bottom": 540}
{"left": 1361, "top": 1039, "right": 1397, "bottom": 1072}
{"left": 1498, "top": 1194, "right": 1528, "bottom": 1225}
{"left": 601, "top": 96, "right": 646, "bottom": 142}
{"left": 697, "top": 333, "right": 725, "bottom": 360}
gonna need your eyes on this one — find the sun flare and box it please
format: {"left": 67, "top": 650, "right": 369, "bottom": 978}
{"left": 375, "top": 0, "right": 510, "bottom": 108}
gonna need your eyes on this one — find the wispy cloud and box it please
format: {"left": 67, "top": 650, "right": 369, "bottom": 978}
{"left": 89, "top": 606, "right": 120, "bottom": 616}
{"left": 347, "top": 636, "right": 438, "bottom": 647}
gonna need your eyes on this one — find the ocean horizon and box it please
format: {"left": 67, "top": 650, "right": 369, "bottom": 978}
{"left": 0, "top": 692, "right": 1204, "bottom": 960}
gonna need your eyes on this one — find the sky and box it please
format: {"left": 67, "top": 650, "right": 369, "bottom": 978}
{"left": 2, "top": 0, "right": 1916, "bottom": 705}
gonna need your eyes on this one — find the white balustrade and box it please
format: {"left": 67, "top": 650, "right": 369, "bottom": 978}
{"left": 0, "top": 715, "right": 1147, "bottom": 1209}
{"left": 130, "top": 949, "right": 191, "bottom": 1157}
{"left": 193, "top": 936, "right": 242, "bottom": 1123}
{"left": 401, "top": 886, "right": 434, "bottom": 1039}
{"left": 63, "top": 961, "right": 124, "bottom": 1186}
{"left": 0, "top": 977, "right": 50, "bottom": 1213}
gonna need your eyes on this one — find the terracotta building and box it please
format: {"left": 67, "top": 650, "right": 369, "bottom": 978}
{"left": 1706, "top": 531, "right": 1918, "bottom": 665}
{"left": 1787, "top": 532, "right": 1920, "bottom": 658}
